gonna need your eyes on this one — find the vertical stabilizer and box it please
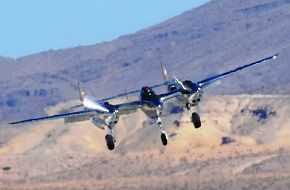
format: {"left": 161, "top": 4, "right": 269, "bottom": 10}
{"left": 77, "top": 81, "right": 85, "bottom": 103}
{"left": 161, "top": 62, "right": 169, "bottom": 83}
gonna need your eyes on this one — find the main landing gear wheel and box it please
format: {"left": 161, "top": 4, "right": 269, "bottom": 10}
{"left": 191, "top": 112, "right": 201, "bottom": 128}
{"left": 160, "top": 132, "right": 168, "bottom": 146}
{"left": 105, "top": 134, "right": 115, "bottom": 150}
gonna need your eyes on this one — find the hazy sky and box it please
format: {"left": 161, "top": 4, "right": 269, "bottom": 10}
{"left": 0, "top": 0, "right": 209, "bottom": 58}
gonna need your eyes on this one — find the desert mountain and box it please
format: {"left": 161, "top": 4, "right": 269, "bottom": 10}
{"left": 1, "top": 95, "right": 290, "bottom": 189}
{"left": 1, "top": 0, "right": 290, "bottom": 121}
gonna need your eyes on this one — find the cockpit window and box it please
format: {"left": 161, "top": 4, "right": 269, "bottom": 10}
{"left": 183, "top": 80, "right": 193, "bottom": 87}
{"left": 182, "top": 80, "right": 199, "bottom": 93}
{"left": 141, "top": 86, "right": 159, "bottom": 100}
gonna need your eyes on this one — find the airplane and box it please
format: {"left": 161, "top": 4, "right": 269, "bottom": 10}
{"left": 160, "top": 54, "right": 278, "bottom": 128}
{"left": 9, "top": 53, "right": 278, "bottom": 150}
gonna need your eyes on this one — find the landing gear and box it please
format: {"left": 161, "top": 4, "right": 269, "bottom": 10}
{"left": 191, "top": 112, "right": 201, "bottom": 128}
{"left": 105, "top": 134, "right": 115, "bottom": 150}
{"left": 186, "top": 103, "right": 201, "bottom": 128}
{"left": 160, "top": 131, "right": 168, "bottom": 146}
{"left": 157, "top": 116, "right": 168, "bottom": 146}
{"left": 105, "top": 125, "right": 116, "bottom": 150}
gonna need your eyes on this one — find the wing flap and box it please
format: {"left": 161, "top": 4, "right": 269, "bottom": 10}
{"left": 116, "top": 101, "right": 141, "bottom": 115}
{"left": 64, "top": 114, "right": 94, "bottom": 123}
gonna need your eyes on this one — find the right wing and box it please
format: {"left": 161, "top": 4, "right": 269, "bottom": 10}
{"left": 197, "top": 54, "right": 278, "bottom": 89}
{"left": 9, "top": 109, "right": 101, "bottom": 125}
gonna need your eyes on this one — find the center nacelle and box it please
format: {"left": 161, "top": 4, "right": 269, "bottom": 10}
{"left": 188, "top": 91, "right": 203, "bottom": 106}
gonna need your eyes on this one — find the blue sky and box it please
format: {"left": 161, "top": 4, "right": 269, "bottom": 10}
{"left": 0, "top": 0, "right": 209, "bottom": 58}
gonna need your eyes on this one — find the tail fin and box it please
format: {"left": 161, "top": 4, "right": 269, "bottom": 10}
{"left": 161, "top": 62, "right": 177, "bottom": 91}
{"left": 161, "top": 61, "right": 169, "bottom": 83}
{"left": 77, "top": 81, "right": 85, "bottom": 103}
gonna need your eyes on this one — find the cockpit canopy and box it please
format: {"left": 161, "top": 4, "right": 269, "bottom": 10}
{"left": 182, "top": 80, "right": 199, "bottom": 94}
{"left": 140, "top": 86, "right": 160, "bottom": 101}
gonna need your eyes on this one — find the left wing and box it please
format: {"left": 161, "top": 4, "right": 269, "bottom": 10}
{"left": 9, "top": 109, "right": 101, "bottom": 125}
{"left": 197, "top": 54, "right": 278, "bottom": 89}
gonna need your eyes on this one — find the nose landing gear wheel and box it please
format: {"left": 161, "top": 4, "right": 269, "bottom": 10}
{"left": 161, "top": 132, "right": 168, "bottom": 146}
{"left": 191, "top": 112, "right": 201, "bottom": 128}
{"left": 105, "top": 134, "right": 115, "bottom": 150}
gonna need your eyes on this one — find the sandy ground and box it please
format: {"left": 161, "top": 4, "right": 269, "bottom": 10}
{"left": 0, "top": 95, "right": 290, "bottom": 190}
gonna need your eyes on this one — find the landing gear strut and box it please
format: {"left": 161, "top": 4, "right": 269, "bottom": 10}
{"left": 157, "top": 116, "right": 168, "bottom": 146}
{"left": 186, "top": 103, "right": 191, "bottom": 112}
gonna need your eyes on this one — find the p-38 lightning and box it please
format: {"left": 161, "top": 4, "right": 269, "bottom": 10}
{"left": 9, "top": 54, "right": 278, "bottom": 150}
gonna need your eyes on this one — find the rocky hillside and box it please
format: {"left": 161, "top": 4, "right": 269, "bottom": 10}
{"left": 0, "top": 95, "right": 290, "bottom": 189}
{"left": 1, "top": 0, "right": 290, "bottom": 121}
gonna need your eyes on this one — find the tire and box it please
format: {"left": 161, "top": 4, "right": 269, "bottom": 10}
{"left": 161, "top": 133, "right": 168, "bottom": 146}
{"left": 191, "top": 112, "right": 201, "bottom": 128}
{"left": 105, "top": 134, "right": 115, "bottom": 150}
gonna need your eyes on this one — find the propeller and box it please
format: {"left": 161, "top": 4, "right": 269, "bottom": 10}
{"left": 76, "top": 82, "right": 110, "bottom": 113}
{"left": 173, "top": 76, "right": 187, "bottom": 90}
{"left": 161, "top": 61, "right": 169, "bottom": 82}
{"left": 173, "top": 76, "right": 201, "bottom": 94}
{"left": 83, "top": 96, "right": 110, "bottom": 113}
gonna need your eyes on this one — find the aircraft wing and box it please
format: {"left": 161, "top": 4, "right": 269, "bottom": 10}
{"left": 100, "top": 89, "right": 140, "bottom": 102}
{"left": 115, "top": 101, "right": 142, "bottom": 115}
{"left": 9, "top": 109, "right": 101, "bottom": 125}
{"left": 100, "top": 83, "right": 166, "bottom": 102}
{"left": 197, "top": 54, "right": 278, "bottom": 89}
{"left": 160, "top": 89, "right": 182, "bottom": 102}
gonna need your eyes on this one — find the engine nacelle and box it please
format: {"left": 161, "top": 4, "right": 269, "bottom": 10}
{"left": 188, "top": 92, "right": 202, "bottom": 105}
{"left": 105, "top": 114, "right": 119, "bottom": 126}
{"left": 91, "top": 117, "right": 105, "bottom": 130}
